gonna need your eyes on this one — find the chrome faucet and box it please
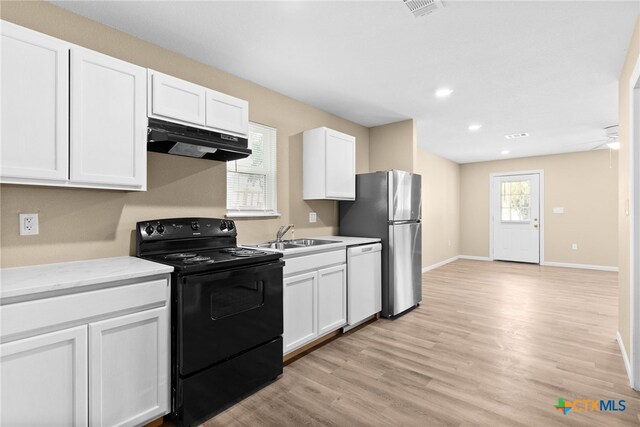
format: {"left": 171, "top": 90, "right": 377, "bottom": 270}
{"left": 275, "top": 224, "right": 294, "bottom": 242}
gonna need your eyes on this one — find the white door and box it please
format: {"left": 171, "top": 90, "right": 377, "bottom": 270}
{"left": 88, "top": 308, "right": 169, "bottom": 427}
{"left": 324, "top": 129, "right": 356, "bottom": 200}
{"left": 283, "top": 271, "right": 317, "bottom": 354}
{"left": 492, "top": 173, "right": 541, "bottom": 263}
{"left": 1, "top": 21, "right": 69, "bottom": 182}
{"left": 148, "top": 70, "right": 206, "bottom": 126}
{"left": 70, "top": 48, "right": 146, "bottom": 189}
{"left": 0, "top": 326, "right": 88, "bottom": 427}
{"left": 317, "top": 264, "right": 347, "bottom": 335}
{"left": 205, "top": 89, "right": 248, "bottom": 136}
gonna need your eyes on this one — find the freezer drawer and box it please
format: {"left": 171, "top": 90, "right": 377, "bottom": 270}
{"left": 387, "top": 221, "right": 422, "bottom": 317}
{"left": 346, "top": 243, "right": 382, "bottom": 328}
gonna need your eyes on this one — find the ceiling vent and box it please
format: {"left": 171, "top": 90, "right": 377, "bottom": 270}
{"left": 403, "top": 0, "right": 445, "bottom": 18}
{"left": 504, "top": 133, "right": 529, "bottom": 139}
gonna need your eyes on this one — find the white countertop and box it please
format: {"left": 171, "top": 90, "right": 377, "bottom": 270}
{"left": 314, "top": 236, "right": 381, "bottom": 246}
{"left": 1, "top": 256, "right": 173, "bottom": 302}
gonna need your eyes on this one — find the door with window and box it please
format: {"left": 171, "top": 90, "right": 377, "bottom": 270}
{"left": 492, "top": 173, "right": 540, "bottom": 263}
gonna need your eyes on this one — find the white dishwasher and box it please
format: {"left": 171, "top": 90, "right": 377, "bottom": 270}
{"left": 344, "top": 242, "right": 382, "bottom": 331}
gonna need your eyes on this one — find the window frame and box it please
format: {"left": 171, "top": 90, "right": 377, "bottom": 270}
{"left": 225, "top": 122, "right": 280, "bottom": 219}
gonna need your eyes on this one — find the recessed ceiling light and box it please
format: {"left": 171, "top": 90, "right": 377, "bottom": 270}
{"left": 435, "top": 88, "right": 453, "bottom": 98}
{"left": 501, "top": 150, "right": 510, "bottom": 155}
{"left": 468, "top": 124, "right": 482, "bottom": 131}
{"left": 505, "top": 133, "right": 529, "bottom": 139}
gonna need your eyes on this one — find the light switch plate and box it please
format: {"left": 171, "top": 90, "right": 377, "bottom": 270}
{"left": 571, "top": 243, "right": 578, "bottom": 250}
{"left": 309, "top": 212, "right": 317, "bottom": 223}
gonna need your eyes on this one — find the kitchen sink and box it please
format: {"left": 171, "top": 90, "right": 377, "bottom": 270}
{"left": 253, "top": 242, "right": 301, "bottom": 250}
{"left": 250, "top": 239, "right": 340, "bottom": 251}
{"left": 289, "top": 239, "right": 339, "bottom": 246}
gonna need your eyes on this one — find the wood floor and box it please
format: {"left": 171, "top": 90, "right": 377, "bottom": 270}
{"left": 203, "top": 259, "right": 639, "bottom": 426}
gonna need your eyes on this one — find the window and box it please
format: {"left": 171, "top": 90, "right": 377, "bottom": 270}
{"left": 500, "top": 180, "right": 531, "bottom": 222}
{"left": 226, "top": 123, "right": 278, "bottom": 217}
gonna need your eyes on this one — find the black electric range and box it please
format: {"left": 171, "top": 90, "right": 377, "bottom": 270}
{"left": 136, "top": 217, "right": 284, "bottom": 426}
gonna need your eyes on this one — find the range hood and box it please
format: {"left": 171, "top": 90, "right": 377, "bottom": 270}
{"left": 147, "top": 118, "right": 251, "bottom": 161}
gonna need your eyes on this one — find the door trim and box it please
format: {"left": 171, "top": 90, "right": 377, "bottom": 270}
{"left": 629, "top": 53, "right": 640, "bottom": 390}
{"left": 489, "top": 170, "right": 545, "bottom": 264}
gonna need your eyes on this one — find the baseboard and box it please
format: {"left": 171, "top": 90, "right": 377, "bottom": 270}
{"left": 541, "top": 261, "right": 619, "bottom": 272}
{"left": 422, "top": 256, "right": 459, "bottom": 273}
{"left": 458, "top": 255, "right": 492, "bottom": 261}
{"left": 617, "top": 331, "right": 633, "bottom": 387}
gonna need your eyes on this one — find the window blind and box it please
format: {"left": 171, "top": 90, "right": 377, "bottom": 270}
{"left": 227, "top": 123, "right": 278, "bottom": 216}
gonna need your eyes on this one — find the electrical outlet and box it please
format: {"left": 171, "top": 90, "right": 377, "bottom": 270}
{"left": 19, "top": 213, "right": 39, "bottom": 236}
{"left": 571, "top": 243, "right": 578, "bottom": 250}
{"left": 309, "top": 212, "right": 317, "bottom": 223}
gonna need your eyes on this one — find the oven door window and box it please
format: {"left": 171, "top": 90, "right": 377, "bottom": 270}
{"left": 210, "top": 279, "right": 264, "bottom": 319}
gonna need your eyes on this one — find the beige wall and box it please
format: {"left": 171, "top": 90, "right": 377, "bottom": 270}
{"left": 460, "top": 150, "right": 618, "bottom": 267}
{"left": 416, "top": 148, "right": 460, "bottom": 268}
{"left": 617, "top": 16, "right": 640, "bottom": 361}
{"left": 0, "top": 2, "right": 370, "bottom": 267}
{"left": 369, "top": 119, "right": 416, "bottom": 172}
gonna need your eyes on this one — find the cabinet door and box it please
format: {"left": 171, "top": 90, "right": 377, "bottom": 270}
{"left": 283, "top": 271, "right": 317, "bottom": 354}
{"left": 1, "top": 326, "right": 88, "bottom": 427}
{"left": 1, "top": 21, "right": 69, "bottom": 182}
{"left": 317, "top": 264, "right": 347, "bottom": 335}
{"left": 70, "top": 48, "right": 146, "bottom": 189}
{"left": 205, "top": 89, "right": 248, "bottom": 136}
{"left": 88, "top": 307, "right": 169, "bottom": 427}
{"left": 324, "top": 129, "right": 355, "bottom": 200}
{"left": 149, "top": 70, "right": 206, "bottom": 126}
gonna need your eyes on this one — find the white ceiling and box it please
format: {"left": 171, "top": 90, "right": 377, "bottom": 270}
{"left": 51, "top": 0, "right": 639, "bottom": 163}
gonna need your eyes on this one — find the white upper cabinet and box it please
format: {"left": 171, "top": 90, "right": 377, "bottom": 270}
{"left": 303, "top": 127, "right": 356, "bottom": 200}
{"left": 205, "top": 89, "right": 249, "bottom": 136}
{"left": 0, "top": 21, "right": 147, "bottom": 191}
{"left": 148, "top": 69, "right": 249, "bottom": 137}
{"left": 1, "top": 21, "right": 69, "bottom": 182}
{"left": 71, "top": 48, "right": 147, "bottom": 190}
{"left": 148, "top": 70, "right": 206, "bottom": 126}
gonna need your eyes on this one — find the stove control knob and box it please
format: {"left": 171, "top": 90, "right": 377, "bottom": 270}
{"left": 191, "top": 221, "right": 200, "bottom": 231}
{"left": 145, "top": 225, "right": 154, "bottom": 235}
{"left": 219, "top": 221, "right": 227, "bottom": 231}
{"left": 227, "top": 221, "right": 235, "bottom": 231}
{"left": 156, "top": 224, "right": 165, "bottom": 234}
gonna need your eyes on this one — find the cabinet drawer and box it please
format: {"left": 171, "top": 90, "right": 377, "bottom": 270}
{"left": 284, "top": 250, "right": 346, "bottom": 277}
{"left": 0, "top": 279, "right": 169, "bottom": 342}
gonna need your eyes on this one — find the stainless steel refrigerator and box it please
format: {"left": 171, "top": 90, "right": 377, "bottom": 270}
{"left": 339, "top": 170, "right": 422, "bottom": 318}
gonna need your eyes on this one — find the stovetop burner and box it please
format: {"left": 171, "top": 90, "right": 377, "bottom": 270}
{"left": 183, "top": 256, "right": 213, "bottom": 263}
{"left": 164, "top": 253, "right": 198, "bottom": 260}
{"left": 231, "top": 249, "right": 268, "bottom": 257}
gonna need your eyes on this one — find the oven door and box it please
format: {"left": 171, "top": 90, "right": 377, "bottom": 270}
{"left": 177, "top": 260, "right": 283, "bottom": 376}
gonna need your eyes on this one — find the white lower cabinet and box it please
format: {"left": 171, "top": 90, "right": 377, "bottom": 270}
{"left": 0, "top": 326, "right": 89, "bottom": 427}
{"left": 89, "top": 308, "right": 169, "bottom": 427}
{"left": 0, "top": 276, "right": 170, "bottom": 427}
{"left": 282, "top": 249, "right": 346, "bottom": 355}
{"left": 283, "top": 272, "right": 317, "bottom": 354}
{"left": 317, "top": 265, "right": 347, "bottom": 335}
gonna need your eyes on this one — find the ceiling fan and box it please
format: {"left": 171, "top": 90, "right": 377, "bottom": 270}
{"left": 590, "top": 125, "right": 620, "bottom": 150}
